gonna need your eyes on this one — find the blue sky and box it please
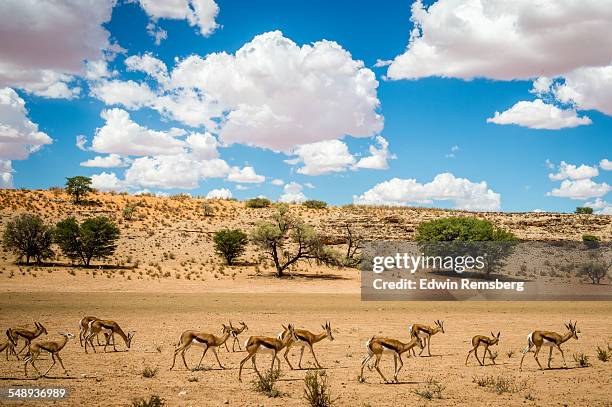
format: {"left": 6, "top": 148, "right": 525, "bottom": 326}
{"left": 1, "top": 0, "right": 611, "bottom": 213}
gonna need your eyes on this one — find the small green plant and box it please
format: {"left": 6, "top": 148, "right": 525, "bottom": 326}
{"left": 304, "top": 370, "right": 336, "bottom": 407}
{"left": 582, "top": 234, "right": 600, "bottom": 242}
{"left": 187, "top": 376, "right": 199, "bottom": 382}
{"left": 303, "top": 200, "right": 327, "bottom": 209}
{"left": 575, "top": 207, "right": 593, "bottom": 214}
{"left": 202, "top": 203, "right": 214, "bottom": 217}
{"left": 573, "top": 353, "right": 591, "bottom": 367}
{"left": 130, "top": 395, "right": 165, "bottom": 407}
{"left": 596, "top": 346, "right": 610, "bottom": 362}
{"left": 245, "top": 197, "right": 271, "bottom": 208}
{"left": 142, "top": 366, "right": 159, "bottom": 378}
{"left": 252, "top": 369, "right": 283, "bottom": 398}
{"left": 413, "top": 378, "right": 445, "bottom": 400}
{"left": 506, "top": 350, "right": 515, "bottom": 358}
{"left": 473, "top": 375, "right": 524, "bottom": 394}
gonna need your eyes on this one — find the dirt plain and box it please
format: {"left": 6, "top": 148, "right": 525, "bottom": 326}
{"left": 0, "top": 190, "right": 611, "bottom": 406}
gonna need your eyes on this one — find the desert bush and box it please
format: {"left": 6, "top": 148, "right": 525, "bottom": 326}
{"left": 303, "top": 200, "right": 327, "bottom": 209}
{"left": 245, "top": 197, "right": 271, "bottom": 208}
{"left": 251, "top": 205, "right": 338, "bottom": 277}
{"left": 473, "top": 375, "right": 524, "bottom": 394}
{"left": 252, "top": 369, "right": 283, "bottom": 398}
{"left": 123, "top": 204, "right": 138, "bottom": 220}
{"left": 202, "top": 203, "right": 214, "bottom": 217}
{"left": 142, "top": 366, "right": 159, "bottom": 378}
{"left": 213, "top": 229, "right": 248, "bottom": 265}
{"left": 596, "top": 346, "right": 610, "bottom": 362}
{"left": 65, "top": 176, "right": 92, "bottom": 204}
{"left": 414, "top": 378, "right": 445, "bottom": 400}
{"left": 582, "top": 234, "right": 600, "bottom": 242}
{"left": 415, "top": 217, "right": 517, "bottom": 276}
{"left": 55, "top": 217, "right": 120, "bottom": 266}
{"left": 575, "top": 207, "right": 593, "bottom": 214}
{"left": 130, "top": 395, "right": 165, "bottom": 407}
{"left": 2, "top": 214, "right": 54, "bottom": 264}
{"left": 573, "top": 353, "right": 591, "bottom": 367}
{"left": 304, "top": 370, "right": 335, "bottom": 407}
{"left": 579, "top": 261, "right": 608, "bottom": 284}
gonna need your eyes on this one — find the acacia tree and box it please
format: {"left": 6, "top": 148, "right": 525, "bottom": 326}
{"left": 250, "top": 205, "right": 337, "bottom": 277}
{"left": 65, "top": 176, "right": 93, "bottom": 204}
{"left": 213, "top": 228, "right": 248, "bottom": 265}
{"left": 2, "top": 214, "right": 53, "bottom": 264}
{"left": 55, "top": 216, "right": 119, "bottom": 266}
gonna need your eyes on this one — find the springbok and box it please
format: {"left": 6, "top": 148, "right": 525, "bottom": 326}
{"left": 238, "top": 324, "right": 298, "bottom": 382}
{"left": 170, "top": 324, "right": 234, "bottom": 370}
{"left": 7, "top": 322, "right": 47, "bottom": 356}
{"left": 24, "top": 332, "right": 74, "bottom": 378}
{"left": 465, "top": 332, "right": 500, "bottom": 366}
{"left": 520, "top": 321, "right": 579, "bottom": 370}
{"left": 358, "top": 336, "right": 423, "bottom": 383}
{"left": 281, "top": 321, "right": 334, "bottom": 369}
{"left": 409, "top": 320, "right": 445, "bottom": 356}
{"left": 84, "top": 319, "right": 135, "bottom": 353}
{"left": 225, "top": 321, "right": 248, "bottom": 352}
{"left": 1, "top": 331, "right": 18, "bottom": 360}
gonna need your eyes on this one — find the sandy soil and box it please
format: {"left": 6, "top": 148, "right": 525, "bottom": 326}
{"left": 0, "top": 293, "right": 610, "bottom": 406}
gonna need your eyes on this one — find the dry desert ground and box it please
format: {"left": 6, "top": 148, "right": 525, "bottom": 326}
{"left": 0, "top": 190, "right": 611, "bottom": 406}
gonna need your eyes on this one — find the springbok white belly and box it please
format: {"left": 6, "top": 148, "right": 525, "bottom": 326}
{"left": 541, "top": 339, "right": 555, "bottom": 347}
{"left": 190, "top": 338, "right": 209, "bottom": 348}
{"left": 417, "top": 331, "right": 429, "bottom": 338}
{"left": 256, "top": 346, "right": 277, "bottom": 355}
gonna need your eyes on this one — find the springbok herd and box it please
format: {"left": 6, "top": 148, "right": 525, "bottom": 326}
{"left": 0, "top": 317, "right": 583, "bottom": 383}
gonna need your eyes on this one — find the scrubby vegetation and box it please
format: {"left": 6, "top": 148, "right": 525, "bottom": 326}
{"left": 130, "top": 395, "right": 165, "bottom": 407}
{"left": 250, "top": 204, "right": 338, "bottom": 277}
{"left": 55, "top": 217, "right": 120, "bottom": 266}
{"left": 575, "top": 207, "right": 593, "bottom": 214}
{"left": 304, "top": 370, "right": 336, "bottom": 407}
{"left": 65, "top": 176, "right": 93, "bottom": 204}
{"left": 2, "top": 213, "right": 53, "bottom": 264}
{"left": 251, "top": 369, "right": 283, "bottom": 398}
{"left": 213, "top": 229, "right": 248, "bottom": 265}
{"left": 303, "top": 200, "right": 328, "bottom": 209}
{"left": 245, "top": 197, "right": 271, "bottom": 208}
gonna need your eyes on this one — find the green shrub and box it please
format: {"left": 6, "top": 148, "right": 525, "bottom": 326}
{"left": 582, "top": 234, "right": 600, "bottom": 242}
{"left": 473, "top": 375, "right": 524, "bottom": 394}
{"left": 55, "top": 217, "right": 120, "bottom": 266}
{"left": 415, "top": 217, "right": 517, "bottom": 276}
{"left": 130, "top": 395, "right": 165, "bottom": 407}
{"left": 245, "top": 197, "right": 271, "bottom": 208}
{"left": 213, "top": 229, "right": 248, "bottom": 265}
{"left": 65, "top": 176, "right": 93, "bottom": 204}
{"left": 252, "top": 369, "right": 283, "bottom": 398}
{"left": 2, "top": 214, "right": 54, "bottom": 264}
{"left": 575, "top": 207, "right": 594, "bottom": 214}
{"left": 573, "top": 353, "right": 591, "bottom": 367}
{"left": 303, "top": 200, "right": 327, "bottom": 209}
{"left": 142, "top": 366, "right": 159, "bottom": 378}
{"left": 596, "top": 346, "right": 610, "bottom": 362}
{"left": 304, "top": 370, "right": 335, "bottom": 407}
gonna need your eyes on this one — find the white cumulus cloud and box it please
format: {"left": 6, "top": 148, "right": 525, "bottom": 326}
{"left": 80, "top": 154, "right": 130, "bottom": 168}
{"left": 548, "top": 161, "right": 599, "bottom": 181}
{"left": 487, "top": 99, "right": 591, "bottom": 130}
{"left": 90, "top": 80, "right": 157, "bottom": 110}
{"left": 354, "top": 136, "right": 395, "bottom": 170}
{"left": 227, "top": 166, "right": 265, "bottom": 183}
{"left": 0, "top": 88, "right": 52, "bottom": 160}
{"left": 0, "top": 0, "right": 116, "bottom": 98}
{"left": 288, "top": 140, "right": 356, "bottom": 176}
{"left": 353, "top": 172, "right": 501, "bottom": 211}
{"left": 600, "top": 159, "right": 612, "bottom": 171}
{"left": 90, "top": 108, "right": 185, "bottom": 156}
{"left": 583, "top": 198, "right": 612, "bottom": 215}
{"left": 547, "top": 179, "right": 611, "bottom": 200}
{"left": 279, "top": 182, "right": 307, "bottom": 203}
{"left": 91, "top": 171, "right": 127, "bottom": 192}
{"left": 0, "top": 160, "right": 13, "bottom": 188}
{"left": 137, "top": 0, "right": 220, "bottom": 38}
{"left": 385, "top": 0, "right": 612, "bottom": 81}
{"left": 206, "top": 188, "right": 232, "bottom": 199}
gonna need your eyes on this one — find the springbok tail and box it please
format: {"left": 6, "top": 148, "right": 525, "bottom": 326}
{"left": 522, "top": 332, "right": 534, "bottom": 354}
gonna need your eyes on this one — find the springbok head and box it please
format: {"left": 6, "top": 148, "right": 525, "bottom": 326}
{"left": 435, "top": 320, "right": 445, "bottom": 334}
{"left": 565, "top": 321, "right": 580, "bottom": 340}
{"left": 321, "top": 321, "right": 334, "bottom": 341}
{"left": 491, "top": 331, "right": 501, "bottom": 345}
